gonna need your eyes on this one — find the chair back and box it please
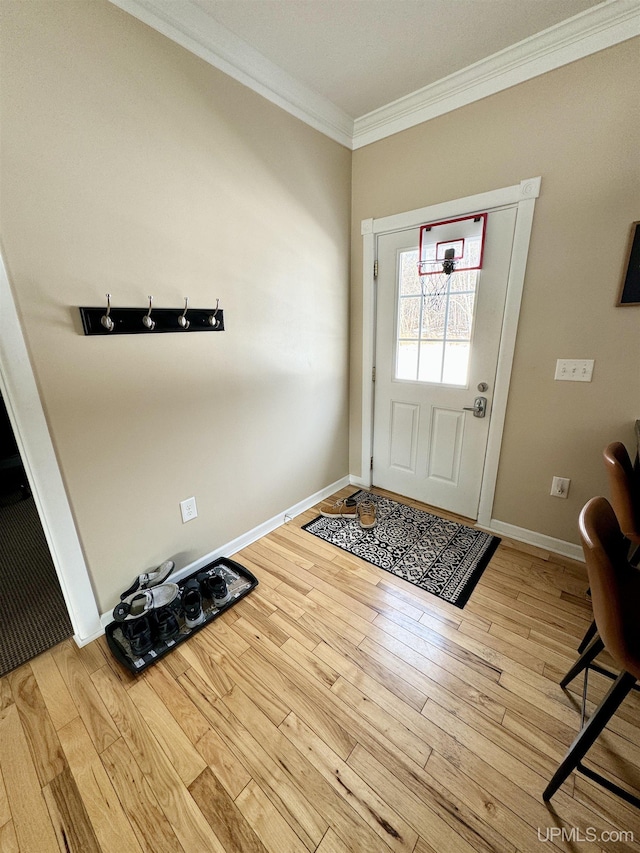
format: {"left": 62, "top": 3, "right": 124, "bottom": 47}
{"left": 603, "top": 442, "right": 640, "bottom": 545}
{"left": 579, "top": 497, "right": 640, "bottom": 680}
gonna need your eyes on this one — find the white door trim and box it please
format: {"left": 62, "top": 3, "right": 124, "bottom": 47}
{"left": 0, "top": 253, "right": 101, "bottom": 645}
{"left": 359, "top": 177, "right": 541, "bottom": 525}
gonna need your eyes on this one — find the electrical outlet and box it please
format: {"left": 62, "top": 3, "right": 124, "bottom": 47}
{"left": 180, "top": 496, "right": 198, "bottom": 523}
{"left": 554, "top": 359, "right": 594, "bottom": 382}
{"left": 550, "top": 477, "right": 570, "bottom": 499}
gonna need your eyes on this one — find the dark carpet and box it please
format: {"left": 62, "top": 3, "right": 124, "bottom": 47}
{"left": 303, "top": 491, "right": 500, "bottom": 608}
{"left": 0, "top": 491, "right": 73, "bottom": 677}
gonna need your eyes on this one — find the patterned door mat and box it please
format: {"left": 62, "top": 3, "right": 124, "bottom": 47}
{"left": 302, "top": 491, "right": 500, "bottom": 608}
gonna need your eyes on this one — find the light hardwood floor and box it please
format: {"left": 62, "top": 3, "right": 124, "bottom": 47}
{"left": 2, "top": 486, "right": 640, "bottom": 853}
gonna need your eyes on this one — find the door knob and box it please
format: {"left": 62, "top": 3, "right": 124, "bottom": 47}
{"left": 463, "top": 396, "right": 487, "bottom": 418}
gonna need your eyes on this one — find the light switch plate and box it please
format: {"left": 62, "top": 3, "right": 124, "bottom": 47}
{"left": 554, "top": 359, "right": 594, "bottom": 382}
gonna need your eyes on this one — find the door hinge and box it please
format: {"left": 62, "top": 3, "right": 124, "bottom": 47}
{"left": 373, "top": 259, "right": 378, "bottom": 279}
{"left": 372, "top": 366, "right": 376, "bottom": 382}
{"left": 370, "top": 456, "right": 374, "bottom": 471}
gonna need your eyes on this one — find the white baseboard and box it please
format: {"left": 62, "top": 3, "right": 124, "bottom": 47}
{"left": 484, "top": 518, "right": 584, "bottom": 562}
{"left": 74, "top": 627, "right": 107, "bottom": 647}
{"left": 349, "top": 475, "right": 372, "bottom": 489}
{"left": 91, "top": 474, "right": 351, "bottom": 636}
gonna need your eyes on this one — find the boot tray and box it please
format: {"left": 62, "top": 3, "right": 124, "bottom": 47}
{"left": 105, "top": 557, "right": 258, "bottom": 674}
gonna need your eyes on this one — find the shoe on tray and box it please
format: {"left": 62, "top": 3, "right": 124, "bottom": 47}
{"left": 122, "top": 616, "right": 154, "bottom": 657}
{"left": 120, "top": 560, "right": 175, "bottom": 600}
{"left": 182, "top": 578, "right": 205, "bottom": 629}
{"left": 152, "top": 607, "right": 180, "bottom": 642}
{"left": 208, "top": 573, "right": 231, "bottom": 607}
{"left": 112, "top": 582, "right": 180, "bottom": 623}
{"left": 320, "top": 497, "right": 358, "bottom": 519}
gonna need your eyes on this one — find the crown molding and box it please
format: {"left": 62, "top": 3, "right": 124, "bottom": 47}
{"left": 109, "top": 0, "right": 638, "bottom": 151}
{"left": 108, "top": 0, "right": 354, "bottom": 148}
{"left": 352, "top": 0, "right": 640, "bottom": 149}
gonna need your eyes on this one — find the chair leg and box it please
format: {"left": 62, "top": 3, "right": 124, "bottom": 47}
{"left": 543, "top": 670, "right": 636, "bottom": 802}
{"left": 577, "top": 619, "right": 597, "bottom": 654}
{"left": 560, "top": 634, "right": 604, "bottom": 689}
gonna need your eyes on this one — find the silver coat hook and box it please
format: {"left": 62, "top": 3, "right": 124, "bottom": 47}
{"left": 101, "top": 293, "right": 114, "bottom": 331}
{"left": 142, "top": 295, "right": 155, "bottom": 330}
{"left": 208, "top": 298, "right": 220, "bottom": 327}
{"left": 178, "top": 296, "right": 190, "bottom": 329}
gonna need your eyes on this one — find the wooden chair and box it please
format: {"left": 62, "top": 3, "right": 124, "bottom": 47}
{"left": 577, "top": 441, "right": 640, "bottom": 654}
{"left": 543, "top": 497, "right": 640, "bottom": 807}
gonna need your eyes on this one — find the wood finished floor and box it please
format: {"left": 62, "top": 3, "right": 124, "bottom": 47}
{"left": 2, "top": 486, "right": 640, "bottom": 853}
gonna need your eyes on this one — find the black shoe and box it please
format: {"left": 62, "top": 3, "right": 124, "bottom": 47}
{"left": 196, "top": 571, "right": 213, "bottom": 598}
{"left": 208, "top": 573, "right": 231, "bottom": 607}
{"left": 197, "top": 570, "right": 231, "bottom": 607}
{"left": 122, "top": 616, "right": 153, "bottom": 657}
{"left": 153, "top": 607, "right": 180, "bottom": 642}
{"left": 182, "top": 579, "right": 205, "bottom": 628}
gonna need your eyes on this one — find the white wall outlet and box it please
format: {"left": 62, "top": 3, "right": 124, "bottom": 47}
{"left": 550, "top": 477, "right": 570, "bottom": 498}
{"left": 180, "top": 496, "right": 198, "bottom": 523}
{"left": 554, "top": 359, "right": 594, "bottom": 382}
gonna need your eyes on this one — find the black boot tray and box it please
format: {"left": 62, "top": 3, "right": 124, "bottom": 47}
{"left": 105, "top": 557, "right": 258, "bottom": 674}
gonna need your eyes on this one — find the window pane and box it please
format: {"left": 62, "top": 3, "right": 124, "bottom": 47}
{"left": 449, "top": 269, "right": 478, "bottom": 293}
{"left": 421, "top": 273, "right": 447, "bottom": 299}
{"left": 396, "top": 341, "right": 418, "bottom": 380}
{"left": 465, "top": 237, "right": 482, "bottom": 267}
{"left": 442, "top": 341, "right": 470, "bottom": 385}
{"left": 421, "top": 293, "right": 446, "bottom": 339}
{"left": 446, "top": 293, "right": 475, "bottom": 340}
{"left": 418, "top": 341, "right": 443, "bottom": 382}
{"left": 398, "top": 297, "right": 421, "bottom": 338}
{"left": 399, "top": 251, "right": 420, "bottom": 295}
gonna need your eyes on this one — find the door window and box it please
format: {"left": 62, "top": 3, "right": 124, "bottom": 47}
{"left": 395, "top": 246, "right": 479, "bottom": 386}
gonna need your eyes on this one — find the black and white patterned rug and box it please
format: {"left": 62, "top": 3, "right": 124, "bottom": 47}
{"left": 303, "top": 491, "right": 500, "bottom": 608}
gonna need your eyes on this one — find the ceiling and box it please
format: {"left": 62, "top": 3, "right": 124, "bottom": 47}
{"left": 189, "top": 0, "right": 602, "bottom": 117}
{"left": 110, "top": 0, "right": 640, "bottom": 147}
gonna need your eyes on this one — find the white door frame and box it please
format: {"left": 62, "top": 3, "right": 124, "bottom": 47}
{"left": 0, "top": 252, "right": 101, "bottom": 645}
{"left": 359, "top": 177, "right": 541, "bottom": 527}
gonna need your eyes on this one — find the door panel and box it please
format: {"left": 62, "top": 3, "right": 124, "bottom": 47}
{"left": 389, "top": 401, "right": 419, "bottom": 473}
{"left": 372, "top": 206, "right": 517, "bottom": 519}
{"left": 428, "top": 408, "right": 464, "bottom": 484}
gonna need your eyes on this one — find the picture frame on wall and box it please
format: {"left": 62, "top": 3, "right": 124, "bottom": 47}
{"left": 617, "top": 221, "right": 640, "bottom": 306}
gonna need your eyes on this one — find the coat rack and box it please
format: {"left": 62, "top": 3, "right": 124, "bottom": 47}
{"left": 79, "top": 295, "right": 224, "bottom": 336}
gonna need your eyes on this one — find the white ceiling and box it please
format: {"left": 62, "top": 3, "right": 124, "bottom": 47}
{"left": 190, "top": 0, "right": 602, "bottom": 117}
{"left": 111, "top": 0, "right": 640, "bottom": 146}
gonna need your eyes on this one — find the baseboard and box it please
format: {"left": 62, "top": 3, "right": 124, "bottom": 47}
{"left": 90, "top": 474, "right": 351, "bottom": 638}
{"left": 349, "top": 475, "right": 372, "bottom": 489}
{"left": 74, "top": 627, "right": 107, "bottom": 647}
{"left": 484, "top": 518, "right": 584, "bottom": 562}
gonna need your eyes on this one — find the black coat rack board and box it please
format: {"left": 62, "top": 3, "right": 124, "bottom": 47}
{"left": 79, "top": 295, "right": 224, "bottom": 336}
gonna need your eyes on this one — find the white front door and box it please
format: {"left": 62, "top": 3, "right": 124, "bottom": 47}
{"left": 372, "top": 206, "right": 517, "bottom": 519}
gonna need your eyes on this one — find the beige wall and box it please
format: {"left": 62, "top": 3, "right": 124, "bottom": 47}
{"left": 351, "top": 39, "right": 640, "bottom": 545}
{"left": 0, "top": 0, "right": 351, "bottom": 612}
